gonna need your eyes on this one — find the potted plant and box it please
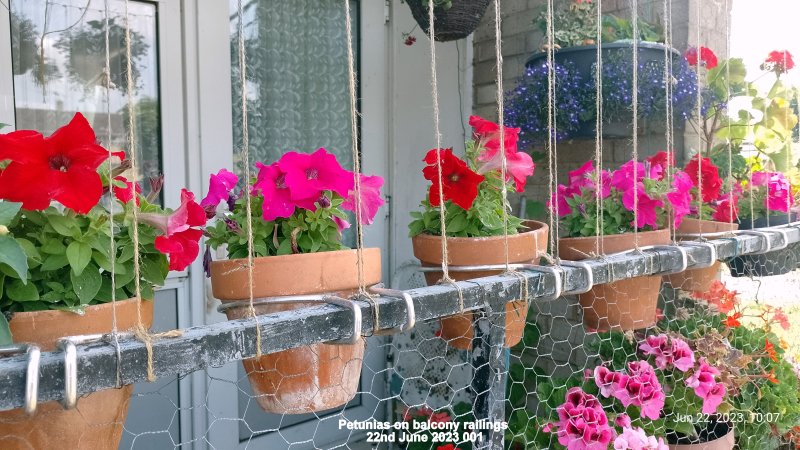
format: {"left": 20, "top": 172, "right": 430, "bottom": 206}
{"left": 204, "top": 148, "right": 385, "bottom": 414}
{"left": 506, "top": 0, "right": 696, "bottom": 143}
{"left": 409, "top": 116, "right": 547, "bottom": 350}
{"left": 660, "top": 152, "right": 740, "bottom": 291}
{"left": 551, "top": 158, "right": 692, "bottom": 331}
{"left": 0, "top": 114, "right": 203, "bottom": 449}
{"left": 664, "top": 281, "right": 800, "bottom": 450}
{"left": 728, "top": 170, "right": 797, "bottom": 277}
{"left": 405, "top": 0, "right": 492, "bottom": 42}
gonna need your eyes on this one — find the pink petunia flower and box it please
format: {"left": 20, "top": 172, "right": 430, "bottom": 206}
{"left": 342, "top": 173, "right": 385, "bottom": 225}
{"left": 622, "top": 184, "right": 663, "bottom": 229}
{"left": 477, "top": 146, "right": 535, "bottom": 192}
{"left": 201, "top": 168, "right": 239, "bottom": 208}
{"left": 667, "top": 171, "right": 694, "bottom": 228}
{"left": 278, "top": 148, "right": 353, "bottom": 201}
{"left": 149, "top": 189, "right": 207, "bottom": 271}
{"left": 253, "top": 162, "right": 316, "bottom": 221}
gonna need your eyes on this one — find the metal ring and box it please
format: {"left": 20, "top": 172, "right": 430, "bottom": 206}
{"left": 738, "top": 230, "right": 774, "bottom": 254}
{"left": 369, "top": 285, "right": 416, "bottom": 334}
{"left": 679, "top": 241, "right": 718, "bottom": 269}
{"left": 518, "top": 265, "right": 563, "bottom": 301}
{"left": 558, "top": 261, "right": 594, "bottom": 295}
{"left": 217, "top": 295, "right": 362, "bottom": 345}
{"left": 0, "top": 344, "right": 41, "bottom": 415}
{"left": 57, "top": 340, "right": 77, "bottom": 409}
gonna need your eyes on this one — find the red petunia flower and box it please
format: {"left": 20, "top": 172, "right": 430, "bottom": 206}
{"left": 724, "top": 312, "right": 742, "bottom": 328}
{"left": 436, "top": 445, "right": 461, "bottom": 450}
{"left": 150, "top": 189, "right": 207, "bottom": 271}
{"left": 646, "top": 151, "right": 675, "bottom": 180}
{"left": 763, "top": 50, "right": 795, "bottom": 74}
{"left": 685, "top": 46, "right": 718, "bottom": 69}
{"left": 712, "top": 193, "right": 739, "bottom": 223}
{"left": 113, "top": 176, "right": 142, "bottom": 206}
{"left": 0, "top": 113, "right": 109, "bottom": 213}
{"left": 685, "top": 155, "right": 723, "bottom": 203}
{"left": 422, "top": 148, "right": 485, "bottom": 210}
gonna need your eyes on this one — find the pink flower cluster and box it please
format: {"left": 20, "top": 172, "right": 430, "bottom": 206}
{"left": 551, "top": 158, "right": 692, "bottom": 229}
{"left": 552, "top": 387, "right": 615, "bottom": 450}
{"left": 638, "top": 334, "right": 696, "bottom": 372}
{"left": 751, "top": 171, "right": 794, "bottom": 213}
{"left": 469, "top": 116, "right": 535, "bottom": 192}
{"left": 202, "top": 148, "right": 384, "bottom": 229}
{"left": 593, "top": 362, "right": 665, "bottom": 420}
{"left": 685, "top": 359, "right": 727, "bottom": 415}
{"left": 613, "top": 426, "right": 669, "bottom": 450}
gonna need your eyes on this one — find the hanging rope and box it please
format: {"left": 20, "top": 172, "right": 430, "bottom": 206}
{"left": 103, "top": 0, "right": 122, "bottom": 389}
{"left": 594, "top": 0, "right": 604, "bottom": 254}
{"left": 725, "top": 0, "right": 734, "bottom": 231}
{"left": 343, "top": 0, "right": 379, "bottom": 329}
{"left": 630, "top": 0, "right": 640, "bottom": 249}
{"left": 546, "top": 0, "right": 558, "bottom": 259}
{"left": 235, "top": 0, "right": 262, "bottom": 358}
{"left": 663, "top": 0, "right": 676, "bottom": 242}
{"left": 493, "top": 0, "right": 511, "bottom": 271}
{"left": 694, "top": 0, "right": 704, "bottom": 236}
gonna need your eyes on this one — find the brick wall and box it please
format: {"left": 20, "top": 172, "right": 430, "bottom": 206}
{"left": 472, "top": 0, "right": 733, "bottom": 376}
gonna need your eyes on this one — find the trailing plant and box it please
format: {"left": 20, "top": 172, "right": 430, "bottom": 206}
{"left": 203, "top": 148, "right": 384, "bottom": 261}
{"left": 408, "top": 116, "right": 535, "bottom": 238}
{"left": 549, "top": 158, "right": 693, "bottom": 237}
{"left": 0, "top": 113, "right": 204, "bottom": 342}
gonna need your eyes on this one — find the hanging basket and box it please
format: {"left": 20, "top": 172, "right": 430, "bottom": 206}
{"left": 406, "top": 0, "right": 492, "bottom": 42}
{"left": 412, "top": 220, "right": 549, "bottom": 350}
{"left": 0, "top": 298, "right": 153, "bottom": 450}
{"left": 210, "top": 249, "right": 381, "bottom": 414}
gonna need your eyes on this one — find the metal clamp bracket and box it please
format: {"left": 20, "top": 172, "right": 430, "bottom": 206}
{"left": 516, "top": 264, "right": 563, "bottom": 301}
{"left": 632, "top": 245, "right": 689, "bottom": 275}
{"left": 369, "top": 285, "right": 416, "bottom": 334}
{"left": 218, "top": 295, "right": 362, "bottom": 345}
{"left": 679, "top": 241, "right": 719, "bottom": 269}
{"left": 0, "top": 343, "right": 40, "bottom": 415}
{"left": 57, "top": 334, "right": 106, "bottom": 410}
{"left": 558, "top": 261, "right": 594, "bottom": 295}
{"left": 738, "top": 230, "right": 776, "bottom": 254}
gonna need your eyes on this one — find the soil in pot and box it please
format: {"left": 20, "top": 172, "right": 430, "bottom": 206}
{"left": 667, "top": 420, "right": 735, "bottom": 450}
{"left": 411, "top": 221, "right": 548, "bottom": 350}
{"left": 210, "top": 248, "right": 381, "bottom": 414}
{"left": 729, "top": 214, "right": 799, "bottom": 278}
{"left": 405, "top": 0, "right": 492, "bottom": 42}
{"left": 0, "top": 298, "right": 154, "bottom": 450}
{"left": 665, "top": 218, "right": 738, "bottom": 292}
{"left": 558, "top": 229, "right": 670, "bottom": 331}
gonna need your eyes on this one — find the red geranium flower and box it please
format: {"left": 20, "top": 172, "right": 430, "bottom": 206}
{"left": 765, "top": 339, "right": 778, "bottom": 362}
{"left": 763, "top": 50, "right": 795, "bottom": 74}
{"left": 684, "top": 155, "right": 722, "bottom": 203}
{"left": 0, "top": 113, "right": 108, "bottom": 213}
{"left": 423, "top": 148, "right": 484, "bottom": 210}
{"left": 150, "top": 189, "right": 207, "bottom": 271}
{"left": 724, "top": 312, "right": 742, "bottom": 328}
{"left": 113, "top": 176, "right": 142, "bottom": 206}
{"left": 685, "top": 46, "right": 718, "bottom": 69}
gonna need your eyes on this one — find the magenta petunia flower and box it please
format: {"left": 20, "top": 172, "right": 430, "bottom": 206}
{"left": 253, "top": 162, "right": 316, "bottom": 221}
{"left": 667, "top": 171, "right": 694, "bottom": 228}
{"left": 278, "top": 148, "right": 353, "bottom": 201}
{"left": 610, "top": 160, "right": 646, "bottom": 192}
{"left": 201, "top": 168, "right": 239, "bottom": 208}
{"left": 477, "top": 146, "right": 535, "bottom": 192}
{"left": 343, "top": 173, "right": 385, "bottom": 225}
{"left": 622, "top": 185, "right": 663, "bottom": 229}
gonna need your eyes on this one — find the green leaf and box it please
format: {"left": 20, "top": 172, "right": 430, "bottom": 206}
{"left": 66, "top": 241, "right": 92, "bottom": 276}
{"left": 6, "top": 279, "right": 39, "bottom": 301}
{"left": 0, "top": 202, "right": 21, "bottom": 226}
{"left": 0, "top": 235, "right": 29, "bottom": 281}
{"left": 40, "top": 254, "right": 70, "bottom": 271}
{"left": 0, "top": 314, "right": 11, "bottom": 346}
{"left": 70, "top": 264, "right": 102, "bottom": 304}
{"left": 47, "top": 214, "right": 78, "bottom": 237}
{"left": 140, "top": 254, "right": 168, "bottom": 286}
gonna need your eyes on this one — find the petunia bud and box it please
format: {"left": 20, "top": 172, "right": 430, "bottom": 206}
{"left": 147, "top": 174, "right": 165, "bottom": 203}
{"left": 224, "top": 218, "right": 241, "bottom": 233}
{"left": 202, "top": 246, "right": 212, "bottom": 278}
{"left": 317, "top": 194, "right": 331, "bottom": 208}
{"left": 0, "top": 225, "right": 8, "bottom": 236}
{"left": 111, "top": 159, "right": 133, "bottom": 178}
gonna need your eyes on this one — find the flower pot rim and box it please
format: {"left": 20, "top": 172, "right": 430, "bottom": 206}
{"left": 557, "top": 228, "right": 669, "bottom": 243}
{"left": 411, "top": 219, "right": 548, "bottom": 244}
{"left": 209, "top": 247, "right": 381, "bottom": 268}
{"left": 8, "top": 297, "right": 148, "bottom": 321}
{"left": 526, "top": 41, "right": 680, "bottom": 68}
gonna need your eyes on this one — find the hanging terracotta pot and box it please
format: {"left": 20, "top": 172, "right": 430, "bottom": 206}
{"left": 558, "top": 229, "right": 669, "bottom": 331}
{"left": 668, "top": 421, "right": 735, "bottom": 450}
{"left": 0, "top": 298, "right": 153, "bottom": 450}
{"left": 210, "top": 248, "right": 381, "bottom": 414}
{"left": 405, "top": 0, "right": 492, "bottom": 42}
{"left": 411, "top": 220, "right": 549, "bottom": 350}
{"left": 665, "top": 218, "right": 738, "bottom": 292}
{"left": 728, "top": 214, "right": 799, "bottom": 277}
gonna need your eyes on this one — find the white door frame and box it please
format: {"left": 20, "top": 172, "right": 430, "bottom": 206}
{"left": 188, "top": 1, "right": 391, "bottom": 449}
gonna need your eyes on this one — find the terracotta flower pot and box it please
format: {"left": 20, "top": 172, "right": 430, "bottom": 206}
{"left": 210, "top": 248, "right": 381, "bottom": 414}
{"left": 411, "top": 220, "right": 549, "bottom": 350}
{"left": 0, "top": 298, "right": 154, "bottom": 450}
{"left": 665, "top": 218, "right": 738, "bottom": 292}
{"left": 668, "top": 422, "right": 735, "bottom": 450}
{"left": 558, "top": 229, "right": 670, "bottom": 331}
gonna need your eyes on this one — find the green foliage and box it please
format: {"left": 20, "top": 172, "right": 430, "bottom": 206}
{"left": 0, "top": 197, "right": 170, "bottom": 342}
{"left": 205, "top": 191, "right": 348, "bottom": 258}
{"left": 601, "top": 15, "right": 663, "bottom": 43}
